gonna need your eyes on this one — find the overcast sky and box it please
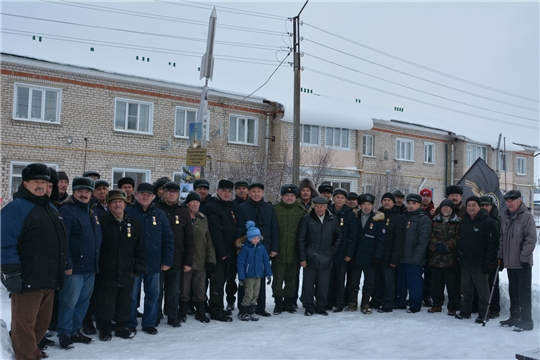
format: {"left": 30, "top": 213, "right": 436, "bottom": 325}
{"left": 2, "top": 0, "right": 539, "bottom": 179}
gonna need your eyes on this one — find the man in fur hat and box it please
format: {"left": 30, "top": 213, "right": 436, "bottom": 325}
{"left": 297, "top": 178, "right": 319, "bottom": 212}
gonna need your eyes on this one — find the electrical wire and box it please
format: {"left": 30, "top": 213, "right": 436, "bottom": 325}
{"left": 303, "top": 66, "right": 538, "bottom": 130}
{"left": 303, "top": 22, "right": 539, "bottom": 103}
{"left": 303, "top": 52, "right": 538, "bottom": 122}
{"left": 303, "top": 38, "right": 538, "bottom": 113}
{"left": 240, "top": 52, "right": 292, "bottom": 102}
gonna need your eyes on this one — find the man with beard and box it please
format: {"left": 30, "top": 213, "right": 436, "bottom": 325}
{"left": 297, "top": 178, "right": 319, "bottom": 212}
{"left": 272, "top": 184, "right": 306, "bottom": 314}
{"left": 95, "top": 190, "right": 145, "bottom": 341}
{"left": 56, "top": 177, "right": 102, "bottom": 349}
{"left": 236, "top": 182, "right": 279, "bottom": 317}
{"left": 1, "top": 163, "right": 67, "bottom": 360}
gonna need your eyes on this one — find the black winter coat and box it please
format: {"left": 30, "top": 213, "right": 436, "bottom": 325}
{"left": 97, "top": 212, "right": 146, "bottom": 287}
{"left": 378, "top": 206, "right": 405, "bottom": 266}
{"left": 155, "top": 199, "right": 194, "bottom": 268}
{"left": 400, "top": 208, "right": 431, "bottom": 266}
{"left": 297, "top": 209, "right": 342, "bottom": 269}
{"left": 328, "top": 204, "right": 357, "bottom": 264}
{"left": 205, "top": 193, "right": 238, "bottom": 263}
{"left": 354, "top": 211, "right": 386, "bottom": 267}
{"left": 237, "top": 198, "right": 280, "bottom": 254}
{"left": 458, "top": 209, "right": 498, "bottom": 269}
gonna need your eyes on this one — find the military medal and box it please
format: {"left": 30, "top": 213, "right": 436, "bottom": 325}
{"left": 95, "top": 215, "right": 100, "bottom": 225}
{"left": 153, "top": 216, "right": 157, "bottom": 225}
{"left": 127, "top": 223, "right": 132, "bottom": 237}
{"left": 175, "top": 215, "right": 179, "bottom": 224}
{"left": 370, "top": 223, "right": 373, "bottom": 230}
{"left": 340, "top": 218, "right": 344, "bottom": 226}
{"left": 406, "top": 221, "right": 410, "bottom": 229}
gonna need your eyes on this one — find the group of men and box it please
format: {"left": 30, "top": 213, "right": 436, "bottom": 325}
{"left": 1, "top": 163, "right": 536, "bottom": 360}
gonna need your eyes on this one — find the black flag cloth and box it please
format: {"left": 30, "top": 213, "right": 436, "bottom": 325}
{"left": 456, "top": 158, "right": 506, "bottom": 213}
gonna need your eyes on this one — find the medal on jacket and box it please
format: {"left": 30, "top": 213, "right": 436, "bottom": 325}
{"left": 231, "top": 211, "right": 236, "bottom": 222}
{"left": 406, "top": 221, "right": 410, "bottom": 229}
{"left": 370, "top": 223, "right": 373, "bottom": 229}
{"left": 153, "top": 216, "right": 157, "bottom": 226}
{"left": 340, "top": 218, "right": 344, "bottom": 226}
{"left": 127, "top": 223, "right": 132, "bottom": 237}
{"left": 95, "top": 215, "right": 100, "bottom": 225}
{"left": 175, "top": 215, "right": 179, "bottom": 224}
{"left": 386, "top": 219, "right": 390, "bottom": 226}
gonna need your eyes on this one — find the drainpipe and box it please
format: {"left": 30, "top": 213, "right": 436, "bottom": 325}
{"left": 450, "top": 142, "right": 455, "bottom": 185}
{"left": 445, "top": 143, "right": 448, "bottom": 189}
{"left": 418, "top": 177, "right": 427, "bottom": 192}
{"left": 265, "top": 112, "right": 270, "bottom": 156}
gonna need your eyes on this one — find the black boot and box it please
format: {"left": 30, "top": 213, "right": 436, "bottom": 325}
{"left": 98, "top": 321, "right": 113, "bottom": 342}
{"left": 71, "top": 329, "right": 93, "bottom": 344}
{"left": 284, "top": 297, "right": 297, "bottom": 314}
{"left": 345, "top": 291, "right": 358, "bottom": 311}
{"left": 178, "top": 301, "right": 189, "bottom": 323}
{"left": 187, "top": 299, "right": 196, "bottom": 316}
{"left": 273, "top": 297, "right": 284, "bottom": 315}
{"left": 115, "top": 321, "right": 135, "bottom": 339}
{"left": 238, "top": 304, "right": 250, "bottom": 321}
{"left": 195, "top": 301, "right": 210, "bottom": 323}
{"left": 248, "top": 305, "right": 259, "bottom": 322}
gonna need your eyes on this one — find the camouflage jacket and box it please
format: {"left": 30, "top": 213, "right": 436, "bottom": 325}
{"left": 428, "top": 212, "right": 460, "bottom": 268}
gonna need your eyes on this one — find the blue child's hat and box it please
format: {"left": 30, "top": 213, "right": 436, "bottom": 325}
{"left": 246, "top": 221, "right": 261, "bottom": 243}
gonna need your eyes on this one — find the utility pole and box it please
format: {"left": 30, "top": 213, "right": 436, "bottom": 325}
{"left": 292, "top": 0, "right": 309, "bottom": 185}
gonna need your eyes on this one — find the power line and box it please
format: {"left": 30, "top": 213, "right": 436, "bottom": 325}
{"left": 303, "top": 22, "right": 539, "bottom": 103}
{"left": 240, "top": 52, "right": 292, "bottom": 102}
{"left": 303, "top": 66, "right": 538, "bottom": 130}
{"left": 303, "top": 52, "right": 538, "bottom": 122}
{"left": 303, "top": 38, "right": 538, "bottom": 113}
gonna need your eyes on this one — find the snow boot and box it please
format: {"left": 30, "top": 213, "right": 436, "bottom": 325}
{"left": 512, "top": 320, "right": 534, "bottom": 332}
{"left": 360, "top": 294, "right": 372, "bottom": 314}
{"left": 71, "top": 330, "right": 93, "bottom": 344}
{"left": 273, "top": 297, "right": 284, "bottom": 315}
{"left": 500, "top": 317, "right": 520, "bottom": 327}
{"left": 195, "top": 301, "right": 210, "bottom": 323}
{"left": 248, "top": 305, "right": 259, "bottom": 322}
{"left": 178, "top": 301, "right": 189, "bottom": 323}
{"left": 58, "top": 333, "right": 74, "bottom": 350}
{"left": 98, "top": 321, "right": 112, "bottom": 341}
{"left": 284, "top": 297, "right": 297, "bottom": 314}
{"left": 238, "top": 305, "right": 250, "bottom": 321}
{"left": 114, "top": 322, "right": 135, "bottom": 339}
{"left": 345, "top": 291, "right": 358, "bottom": 312}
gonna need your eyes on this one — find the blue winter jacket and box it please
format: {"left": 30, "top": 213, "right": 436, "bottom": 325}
{"left": 125, "top": 202, "right": 174, "bottom": 273}
{"left": 237, "top": 240, "right": 272, "bottom": 280}
{"left": 59, "top": 195, "right": 102, "bottom": 273}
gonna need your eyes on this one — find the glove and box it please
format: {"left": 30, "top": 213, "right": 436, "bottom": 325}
{"left": 206, "top": 262, "right": 216, "bottom": 273}
{"left": 521, "top": 262, "right": 530, "bottom": 269}
{"left": 435, "top": 241, "right": 448, "bottom": 255}
{"left": 482, "top": 264, "right": 493, "bottom": 275}
{"left": 238, "top": 280, "right": 245, "bottom": 287}
{"left": 2, "top": 271, "right": 22, "bottom": 294}
{"left": 497, "top": 259, "right": 504, "bottom": 272}
{"left": 266, "top": 276, "right": 272, "bottom": 285}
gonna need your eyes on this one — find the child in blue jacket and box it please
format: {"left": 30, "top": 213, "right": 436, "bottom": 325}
{"left": 237, "top": 221, "right": 272, "bottom": 321}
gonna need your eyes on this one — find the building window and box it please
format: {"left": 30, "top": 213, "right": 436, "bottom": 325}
{"left": 363, "top": 134, "right": 374, "bottom": 156}
{"left": 13, "top": 83, "right": 61, "bottom": 123}
{"left": 325, "top": 127, "right": 349, "bottom": 149}
{"left": 395, "top": 138, "right": 414, "bottom": 161}
{"left": 174, "top": 107, "right": 211, "bottom": 140}
{"left": 229, "top": 115, "right": 257, "bottom": 144}
{"left": 516, "top": 156, "right": 526, "bottom": 175}
{"left": 466, "top": 144, "right": 487, "bottom": 166}
{"left": 424, "top": 142, "right": 435, "bottom": 164}
{"left": 498, "top": 151, "right": 507, "bottom": 171}
{"left": 9, "top": 161, "right": 58, "bottom": 197}
{"left": 114, "top": 98, "right": 153, "bottom": 134}
{"left": 112, "top": 168, "right": 151, "bottom": 189}
{"left": 300, "top": 124, "right": 320, "bottom": 145}
{"left": 329, "top": 181, "right": 351, "bottom": 192}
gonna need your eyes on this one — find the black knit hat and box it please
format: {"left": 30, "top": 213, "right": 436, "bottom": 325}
{"left": 348, "top": 192, "right": 358, "bottom": 200}
{"left": 318, "top": 183, "right": 333, "bottom": 194}
{"left": 280, "top": 184, "right": 298, "bottom": 196}
{"left": 153, "top": 177, "right": 171, "bottom": 194}
{"left": 193, "top": 179, "right": 210, "bottom": 190}
{"left": 22, "top": 163, "right": 50, "bottom": 182}
{"left": 332, "top": 188, "right": 349, "bottom": 198}
{"left": 162, "top": 181, "right": 180, "bottom": 192}
{"left": 466, "top": 195, "right": 481, "bottom": 207}
{"left": 185, "top": 191, "right": 202, "bottom": 204}
{"left": 358, "top": 193, "right": 375, "bottom": 204}
{"left": 234, "top": 179, "right": 249, "bottom": 189}
{"left": 72, "top": 176, "right": 95, "bottom": 192}
{"left": 381, "top": 192, "right": 396, "bottom": 204}
{"left": 58, "top": 171, "right": 69, "bottom": 182}
{"left": 94, "top": 179, "right": 110, "bottom": 189}
{"left": 136, "top": 182, "right": 154, "bottom": 194}
{"left": 406, "top": 193, "right": 422, "bottom": 203}
{"left": 82, "top": 171, "right": 100, "bottom": 179}
{"left": 118, "top": 176, "right": 135, "bottom": 188}
{"left": 248, "top": 182, "right": 265, "bottom": 190}
{"left": 440, "top": 198, "right": 454, "bottom": 209}
{"left": 446, "top": 185, "right": 463, "bottom": 196}
{"left": 48, "top": 167, "right": 60, "bottom": 201}
{"left": 393, "top": 189, "right": 405, "bottom": 198}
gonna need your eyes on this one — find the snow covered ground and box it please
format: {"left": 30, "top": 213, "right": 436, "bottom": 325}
{"left": 2, "top": 247, "right": 539, "bottom": 360}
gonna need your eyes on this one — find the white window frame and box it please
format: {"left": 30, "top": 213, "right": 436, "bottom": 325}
{"left": 498, "top": 151, "right": 507, "bottom": 172}
{"left": 329, "top": 181, "right": 351, "bottom": 192}
{"left": 228, "top": 115, "right": 258, "bottom": 145}
{"left": 300, "top": 124, "right": 320, "bottom": 146}
{"left": 516, "top": 156, "right": 527, "bottom": 175}
{"left": 114, "top": 98, "right": 154, "bottom": 135}
{"left": 13, "top": 82, "right": 62, "bottom": 123}
{"left": 325, "top": 127, "right": 350, "bottom": 149}
{"left": 112, "top": 168, "right": 151, "bottom": 189}
{"left": 362, "top": 134, "right": 374, "bottom": 156}
{"left": 466, "top": 144, "right": 487, "bottom": 166}
{"left": 424, "top": 142, "right": 435, "bottom": 164}
{"left": 9, "top": 161, "right": 58, "bottom": 197}
{"left": 174, "top": 106, "right": 210, "bottom": 141}
{"left": 395, "top": 138, "right": 414, "bottom": 161}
